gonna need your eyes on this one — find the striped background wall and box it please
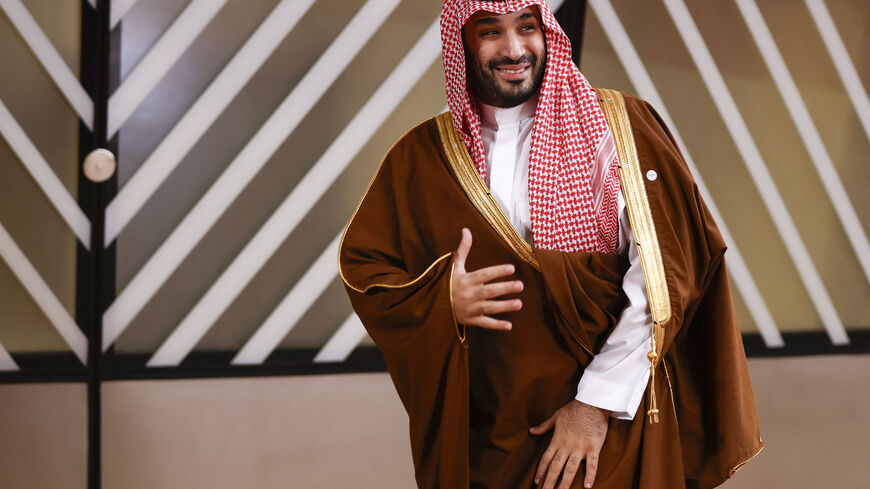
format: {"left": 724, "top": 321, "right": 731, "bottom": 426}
{"left": 0, "top": 0, "right": 867, "bottom": 378}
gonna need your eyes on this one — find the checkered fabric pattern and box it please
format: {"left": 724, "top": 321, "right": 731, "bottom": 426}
{"left": 440, "top": 0, "right": 620, "bottom": 253}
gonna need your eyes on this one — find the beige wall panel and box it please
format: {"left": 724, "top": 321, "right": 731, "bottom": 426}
{"left": 102, "top": 356, "right": 870, "bottom": 488}
{"left": 582, "top": 2, "right": 821, "bottom": 333}
{"left": 584, "top": 0, "right": 870, "bottom": 332}
{"left": 689, "top": 0, "right": 870, "bottom": 329}
{"left": 199, "top": 3, "right": 445, "bottom": 352}
{"left": 0, "top": 8, "right": 81, "bottom": 352}
{"left": 0, "top": 5, "right": 80, "bottom": 196}
{"left": 20, "top": 0, "right": 81, "bottom": 77}
{"left": 0, "top": 383, "right": 87, "bottom": 489}
{"left": 725, "top": 355, "right": 870, "bottom": 488}
{"left": 102, "top": 374, "right": 414, "bottom": 489}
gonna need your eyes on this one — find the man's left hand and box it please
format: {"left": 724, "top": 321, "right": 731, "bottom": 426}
{"left": 529, "top": 400, "right": 609, "bottom": 489}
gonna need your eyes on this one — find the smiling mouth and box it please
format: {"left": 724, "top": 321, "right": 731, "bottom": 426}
{"left": 496, "top": 64, "right": 529, "bottom": 74}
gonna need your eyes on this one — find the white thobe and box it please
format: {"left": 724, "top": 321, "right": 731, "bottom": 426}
{"left": 478, "top": 97, "right": 651, "bottom": 420}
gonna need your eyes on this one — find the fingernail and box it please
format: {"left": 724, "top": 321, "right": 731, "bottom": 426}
{"left": 506, "top": 265, "right": 515, "bottom": 273}
{"left": 585, "top": 483, "right": 592, "bottom": 488}
{"left": 504, "top": 322, "right": 512, "bottom": 331}
{"left": 534, "top": 478, "right": 540, "bottom": 484}
{"left": 514, "top": 300, "right": 522, "bottom": 309}
{"left": 516, "top": 281, "right": 524, "bottom": 291}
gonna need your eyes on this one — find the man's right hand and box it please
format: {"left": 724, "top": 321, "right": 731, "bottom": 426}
{"left": 452, "top": 228, "right": 523, "bottom": 331}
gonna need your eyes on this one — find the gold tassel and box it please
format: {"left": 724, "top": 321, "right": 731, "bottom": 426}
{"left": 646, "top": 324, "right": 660, "bottom": 424}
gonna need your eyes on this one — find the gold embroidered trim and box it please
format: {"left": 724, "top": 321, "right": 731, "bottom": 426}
{"left": 448, "top": 260, "right": 467, "bottom": 343}
{"left": 596, "top": 88, "right": 672, "bottom": 424}
{"left": 435, "top": 112, "right": 541, "bottom": 271}
{"left": 595, "top": 88, "right": 671, "bottom": 338}
{"left": 662, "top": 361, "right": 677, "bottom": 425}
{"left": 345, "top": 253, "right": 454, "bottom": 295}
{"left": 338, "top": 117, "right": 465, "bottom": 343}
{"left": 730, "top": 445, "right": 764, "bottom": 476}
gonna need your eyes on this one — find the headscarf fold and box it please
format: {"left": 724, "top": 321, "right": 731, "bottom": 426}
{"left": 440, "top": 0, "right": 621, "bottom": 253}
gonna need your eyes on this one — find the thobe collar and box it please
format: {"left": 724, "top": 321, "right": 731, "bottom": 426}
{"left": 478, "top": 95, "right": 538, "bottom": 130}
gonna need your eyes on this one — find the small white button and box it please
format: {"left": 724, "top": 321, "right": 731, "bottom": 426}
{"left": 646, "top": 170, "right": 658, "bottom": 182}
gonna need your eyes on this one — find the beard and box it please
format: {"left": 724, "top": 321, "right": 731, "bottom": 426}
{"left": 465, "top": 52, "right": 546, "bottom": 108}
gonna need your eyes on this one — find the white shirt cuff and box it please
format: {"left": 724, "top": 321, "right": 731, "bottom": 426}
{"left": 575, "top": 358, "right": 650, "bottom": 420}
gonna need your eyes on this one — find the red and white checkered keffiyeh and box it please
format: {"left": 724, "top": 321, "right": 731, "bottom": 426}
{"left": 440, "top": 0, "right": 620, "bottom": 253}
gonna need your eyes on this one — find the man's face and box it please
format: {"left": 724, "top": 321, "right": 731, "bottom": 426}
{"left": 463, "top": 7, "right": 546, "bottom": 108}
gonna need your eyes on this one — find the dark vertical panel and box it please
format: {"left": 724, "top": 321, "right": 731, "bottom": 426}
{"left": 554, "top": 0, "right": 588, "bottom": 66}
{"left": 78, "top": 0, "right": 116, "bottom": 487}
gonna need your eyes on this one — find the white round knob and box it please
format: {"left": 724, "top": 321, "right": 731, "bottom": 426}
{"left": 83, "top": 148, "right": 116, "bottom": 183}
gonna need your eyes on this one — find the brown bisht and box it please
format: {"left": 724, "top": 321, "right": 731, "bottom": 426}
{"left": 339, "top": 91, "right": 762, "bottom": 489}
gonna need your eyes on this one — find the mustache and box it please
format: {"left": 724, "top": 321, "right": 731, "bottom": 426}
{"left": 488, "top": 54, "right": 537, "bottom": 69}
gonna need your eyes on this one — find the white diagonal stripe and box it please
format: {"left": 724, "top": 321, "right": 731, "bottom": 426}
{"left": 151, "top": 232, "right": 340, "bottom": 367}
{"left": 589, "top": 0, "right": 783, "bottom": 347}
{"left": 0, "top": 340, "right": 19, "bottom": 371}
{"left": 104, "top": 0, "right": 316, "bottom": 247}
{"left": 0, "top": 222, "right": 88, "bottom": 364}
{"left": 221, "top": 232, "right": 337, "bottom": 366}
{"left": 313, "top": 314, "right": 367, "bottom": 363}
{"left": 149, "top": 229, "right": 338, "bottom": 367}
{"left": 663, "top": 0, "right": 848, "bottom": 345}
{"left": 106, "top": 0, "right": 228, "bottom": 138}
{"left": 805, "top": 0, "right": 870, "bottom": 145}
{"left": 0, "top": 0, "right": 94, "bottom": 130}
{"left": 548, "top": 0, "right": 566, "bottom": 11}
{"left": 111, "top": 0, "right": 140, "bottom": 29}
{"left": 0, "top": 99, "right": 91, "bottom": 249}
{"left": 230, "top": 19, "right": 443, "bottom": 366}
{"left": 227, "top": 234, "right": 340, "bottom": 367}
{"left": 735, "top": 0, "right": 870, "bottom": 287}
{"left": 150, "top": 1, "right": 431, "bottom": 367}
{"left": 103, "top": 0, "right": 402, "bottom": 352}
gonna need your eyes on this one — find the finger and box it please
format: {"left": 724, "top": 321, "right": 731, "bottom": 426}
{"left": 466, "top": 315, "right": 512, "bottom": 331}
{"left": 454, "top": 228, "right": 472, "bottom": 272}
{"left": 466, "top": 263, "right": 515, "bottom": 284}
{"left": 529, "top": 414, "right": 556, "bottom": 435}
{"left": 479, "top": 280, "right": 524, "bottom": 299}
{"left": 478, "top": 298, "right": 522, "bottom": 315}
{"left": 583, "top": 453, "right": 599, "bottom": 488}
{"left": 534, "top": 446, "right": 557, "bottom": 485}
{"left": 543, "top": 450, "right": 567, "bottom": 489}
{"left": 557, "top": 454, "right": 583, "bottom": 489}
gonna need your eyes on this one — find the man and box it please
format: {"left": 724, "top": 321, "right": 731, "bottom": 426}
{"left": 339, "top": 1, "right": 762, "bottom": 488}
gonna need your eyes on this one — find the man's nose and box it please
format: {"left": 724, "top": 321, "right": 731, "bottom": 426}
{"left": 499, "top": 32, "right": 525, "bottom": 60}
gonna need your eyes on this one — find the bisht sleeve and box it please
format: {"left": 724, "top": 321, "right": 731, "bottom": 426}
{"left": 338, "top": 133, "right": 470, "bottom": 489}
{"left": 624, "top": 94, "right": 764, "bottom": 484}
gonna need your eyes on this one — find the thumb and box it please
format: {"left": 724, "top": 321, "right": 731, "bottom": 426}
{"left": 529, "top": 413, "right": 556, "bottom": 435}
{"left": 454, "top": 228, "right": 472, "bottom": 272}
